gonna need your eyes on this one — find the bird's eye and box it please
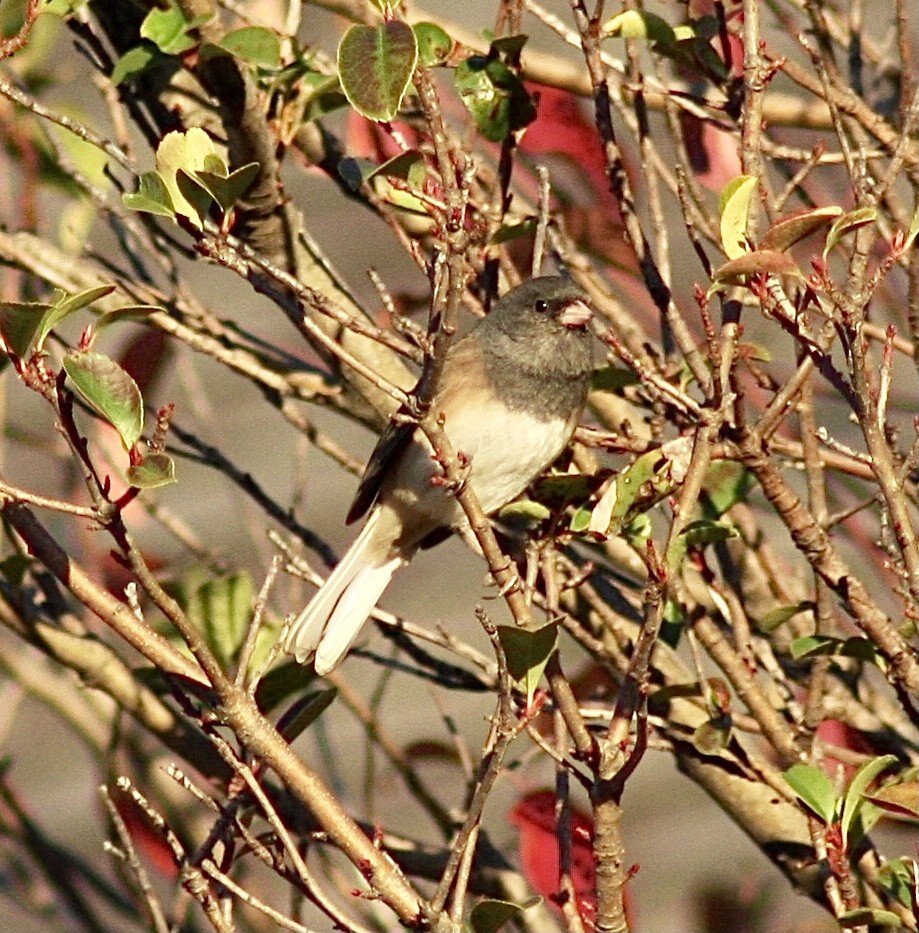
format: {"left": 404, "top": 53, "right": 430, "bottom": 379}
{"left": 534, "top": 299, "right": 549, "bottom": 313}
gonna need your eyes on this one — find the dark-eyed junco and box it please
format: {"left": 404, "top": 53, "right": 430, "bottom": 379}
{"left": 284, "top": 276, "right": 594, "bottom": 673}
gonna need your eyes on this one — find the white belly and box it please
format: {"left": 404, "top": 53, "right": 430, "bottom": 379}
{"left": 388, "top": 398, "right": 574, "bottom": 529}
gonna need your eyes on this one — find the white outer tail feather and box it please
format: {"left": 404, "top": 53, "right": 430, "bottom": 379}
{"left": 284, "top": 510, "right": 403, "bottom": 674}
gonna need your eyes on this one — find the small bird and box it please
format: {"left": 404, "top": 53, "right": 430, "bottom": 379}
{"left": 284, "top": 276, "right": 594, "bottom": 674}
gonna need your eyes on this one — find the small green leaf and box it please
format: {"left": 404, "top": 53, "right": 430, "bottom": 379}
{"left": 497, "top": 622, "right": 558, "bottom": 707}
{"left": 95, "top": 305, "right": 162, "bottom": 334}
{"left": 703, "top": 461, "right": 753, "bottom": 516}
{"left": 0, "top": 555, "right": 34, "bottom": 586}
{"left": 338, "top": 21, "right": 418, "bottom": 122}
{"left": 759, "top": 206, "right": 843, "bottom": 252}
{"left": 490, "top": 34, "right": 529, "bottom": 58}
{"left": 591, "top": 365, "right": 640, "bottom": 392}
{"left": 36, "top": 284, "right": 117, "bottom": 352}
{"left": 840, "top": 754, "right": 898, "bottom": 847}
{"left": 667, "top": 519, "right": 737, "bottom": 569}
{"left": 123, "top": 171, "right": 176, "bottom": 218}
{"left": 470, "top": 898, "right": 529, "bottom": 933}
{"left": 141, "top": 3, "right": 207, "bottom": 55}
{"left": 455, "top": 54, "right": 536, "bottom": 142}
{"left": 692, "top": 716, "right": 732, "bottom": 755}
{"left": 192, "top": 161, "right": 260, "bottom": 211}
{"left": 790, "top": 635, "right": 887, "bottom": 671}
{"left": 365, "top": 149, "right": 426, "bottom": 184}
{"left": 498, "top": 499, "right": 552, "bottom": 525}
{"left": 275, "top": 686, "right": 338, "bottom": 743}
{"left": 126, "top": 453, "right": 177, "bottom": 489}
{"left": 186, "top": 572, "right": 253, "bottom": 668}
{"left": 837, "top": 908, "right": 905, "bottom": 929}
{"left": 756, "top": 601, "right": 814, "bottom": 633}
{"left": 719, "top": 175, "right": 758, "bottom": 259}
{"left": 587, "top": 437, "right": 693, "bottom": 537}
{"left": 784, "top": 762, "right": 836, "bottom": 824}
{"left": 603, "top": 10, "right": 676, "bottom": 43}
{"left": 0, "top": 302, "right": 51, "bottom": 358}
{"left": 41, "top": 0, "right": 89, "bottom": 16}
{"left": 63, "top": 351, "right": 144, "bottom": 450}
{"left": 533, "top": 472, "right": 596, "bottom": 507}
{"left": 413, "top": 22, "right": 452, "bottom": 66}
{"left": 823, "top": 206, "right": 878, "bottom": 259}
{"left": 878, "top": 858, "right": 918, "bottom": 908}
{"left": 212, "top": 26, "right": 281, "bottom": 68}
{"left": 111, "top": 43, "right": 163, "bottom": 86}
{"left": 491, "top": 218, "right": 537, "bottom": 244}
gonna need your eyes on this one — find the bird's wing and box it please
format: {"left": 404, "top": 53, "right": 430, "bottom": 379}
{"left": 346, "top": 417, "right": 415, "bottom": 524}
{"left": 346, "top": 335, "right": 480, "bottom": 526}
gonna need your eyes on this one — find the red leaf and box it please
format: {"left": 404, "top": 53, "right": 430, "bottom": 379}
{"left": 510, "top": 790, "right": 597, "bottom": 926}
{"left": 113, "top": 791, "right": 179, "bottom": 879}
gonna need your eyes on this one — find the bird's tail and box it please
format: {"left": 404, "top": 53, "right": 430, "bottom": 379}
{"left": 283, "top": 510, "right": 403, "bottom": 674}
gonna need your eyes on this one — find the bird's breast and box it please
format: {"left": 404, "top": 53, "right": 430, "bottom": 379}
{"left": 386, "top": 395, "right": 576, "bottom": 532}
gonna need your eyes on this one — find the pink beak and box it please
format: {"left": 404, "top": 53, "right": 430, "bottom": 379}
{"left": 559, "top": 299, "right": 592, "bottom": 330}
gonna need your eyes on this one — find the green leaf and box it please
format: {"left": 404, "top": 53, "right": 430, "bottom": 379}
{"left": 703, "top": 461, "right": 753, "bottom": 516}
{"left": 667, "top": 519, "right": 737, "bottom": 569}
{"left": 254, "top": 660, "right": 317, "bottom": 712}
{"left": 62, "top": 351, "right": 144, "bottom": 450}
{"left": 491, "top": 218, "right": 537, "bottom": 244}
{"left": 756, "top": 601, "right": 814, "bottom": 634}
{"left": 790, "top": 635, "right": 888, "bottom": 671}
{"left": 591, "top": 365, "right": 640, "bottom": 392}
{"left": 838, "top": 908, "right": 905, "bottom": 929}
{"left": 877, "top": 858, "right": 918, "bottom": 908}
{"left": 365, "top": 149, "right": 426, "bottom": 185}
{"left": 41, "top": 0, "right": 89, "bottom": 15}
{"left": 155, "top": 128, "right": 222, "bottom": 228}
{"left": 586, "top": 437, "right": 693, "bottom": 537}
{"left": 823, "top": 206, "right": 878, "bottom": 259}
{"left": 126, "top": 453, "right": 177, "bottom": 489}
{"left": 470, "top": 898, "right": 530, "bottom": 933}
{"left": 692, "top": 716, "right": 732, "bottom": 755}
{"left": 35, "top": 284, "right": 117, "bottom": 352}
{"left": 276, "top": 687, "right": 338, "bottom": 743}
{"left": 498, "top": 499, "right": 552, "bottom": 525}
{"left": 455, "top": 55, "right": 536, "bottom": 142}
{"left": 94, "top": 305, "right": 162, "bottom": 334}
{"left": 186, "top": 572, "right": 253, "bottom": 668}
{"left": 0, "top": 302, "right": 51, "bottom": 358}
{"left": 123, "top": 171, "right": 176, "bottom": 218}
{"left": 111, "top": 43, "right": 163, "bottom": 86}
{"left": 718, "top": 175, "right": 758, "bottom": 259}
{"left": 413, "top": 22, "right": 452, "bottom": 66}
{"left": 0, "top": 554, "right": 34, "bottom": 586}
{"left": 759, "top": 206, "right": 843, "bottom": 252}
{"left": 338, "top": 21, "right": 418, "bottom": 122}
{"left": 140, "top": 3, "right": 208, "bottom": 55}
{"left": 783, "top": 762, "right": 836, "bottom": 824}
{"left": 496, "top": 622, "right": 558, "bottom": 707}
{"left": 533, "top": 472, "right": 596, "bottom": 507}
{"left": 603, "top": 10, "right": 676, "bottom": 43}
{"left": 212, "top": 26, "right": 281, "bottom": 68}
{"left": 192, "top": 161, "right": 260, "bottom": 211}
{"left": 840, "top": 754, "right": 898, "bottom": 847}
